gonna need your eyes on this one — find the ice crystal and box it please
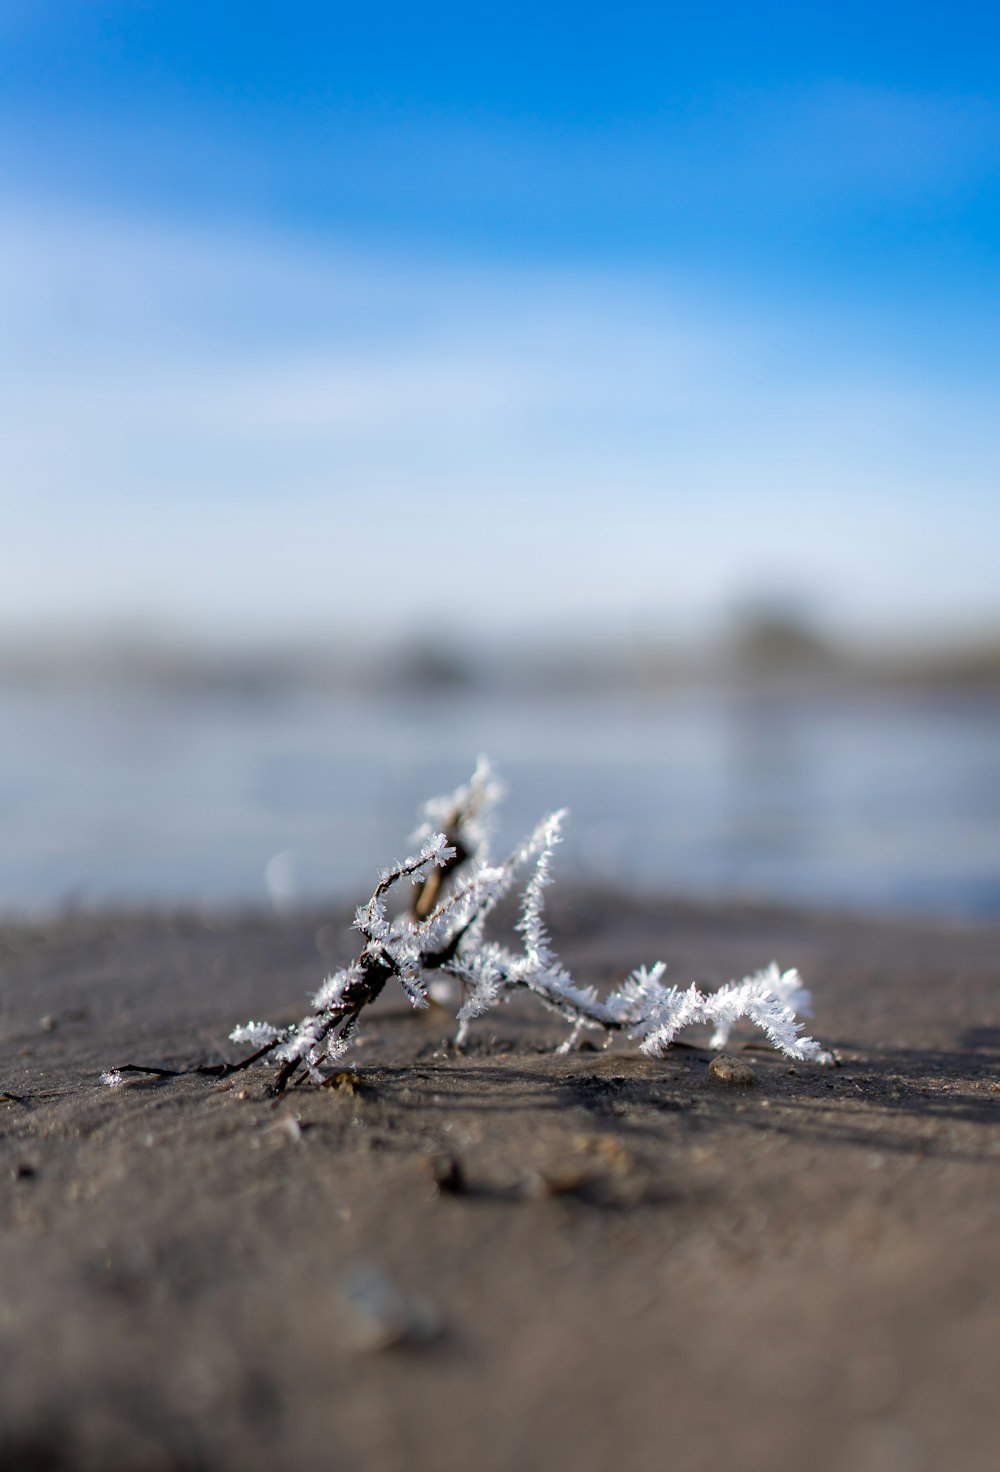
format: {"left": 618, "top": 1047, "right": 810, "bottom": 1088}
{"left": 414, "top": 754, "right": 502, "bottom": 862}
{"left": 229, "top": 1021, "right": 285, "bottom": 1048}
{"left": 312, "top": 963, "right": 364, "bottom": 1010}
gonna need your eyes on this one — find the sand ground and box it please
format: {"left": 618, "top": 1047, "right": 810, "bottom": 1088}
{"left": 2, "top": 890, "right": 999, "bottom": 1471}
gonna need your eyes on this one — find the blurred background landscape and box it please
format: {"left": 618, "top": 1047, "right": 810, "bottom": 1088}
{"left": 2, "top": 2, "right": 999, "bottom": 918}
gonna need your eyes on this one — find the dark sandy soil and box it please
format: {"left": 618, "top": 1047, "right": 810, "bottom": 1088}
{"left": 2, "top": 890, "right": 999, "bottom": 1472}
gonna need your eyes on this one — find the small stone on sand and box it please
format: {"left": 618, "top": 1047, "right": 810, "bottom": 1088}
{"left": 709, "top": 1054, "right": 757, "bottom": 1087}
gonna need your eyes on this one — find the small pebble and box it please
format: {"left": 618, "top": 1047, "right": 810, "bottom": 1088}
{"left": 709, "top": 1054, "right": 757, "bottom": 1087}
{"left": 521, "top": 1165, "right": 593, "bottom": 1199}
{"left": 323, "top": 1071, "right": 359, "bottom": 1096}
{"left": 341, "top": 1266, "right": 442, "bottom": 1351}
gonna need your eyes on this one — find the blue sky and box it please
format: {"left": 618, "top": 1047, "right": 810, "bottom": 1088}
{"left": 3, "top": 1, "right": 1000, "bottom": 646}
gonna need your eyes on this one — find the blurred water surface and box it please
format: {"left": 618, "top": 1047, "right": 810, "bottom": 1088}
{"left": 2, "top": 682, "right": 998, "bottom": 919}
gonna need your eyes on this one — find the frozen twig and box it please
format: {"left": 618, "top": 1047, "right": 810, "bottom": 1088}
{"left": 102, "top": 762, "right": 823, "bottom": 1092}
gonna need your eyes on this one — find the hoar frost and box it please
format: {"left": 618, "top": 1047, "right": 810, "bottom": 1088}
{"left": 213, "top": 758, "right": 824, "bottom": 1091}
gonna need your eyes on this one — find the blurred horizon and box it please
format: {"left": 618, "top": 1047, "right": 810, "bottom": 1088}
{"left": 4, "top": 605, "right": 1000, "bottom": 697}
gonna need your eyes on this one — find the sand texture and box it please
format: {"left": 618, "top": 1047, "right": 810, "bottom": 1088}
{"left": 2, "top": 890, "right": 999, "bottom": 1471}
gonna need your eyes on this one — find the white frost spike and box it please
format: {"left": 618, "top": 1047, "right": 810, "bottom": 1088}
{"left": 636, "top": 983, "right": 710, "bottom": 1057}
{"left": 325, "top": 1030, "right": 353, "bottom": 1064}
{"left": 414, "top": 862, "right": 510, "bottom": 956}
{"left": 455, "top": 942, "right": 510, "bottom": 1039}
{"left": 398, "top": 970, "right": 430, "bottom": 1010}
{"left": 631, "top": 973, "right": 820, "bottom": 1061}
{"left": 312, "top": 963, "right": 363, "bottom": 1010}
{"left": 378, "top": 833, "right": 456, "bottom": 889}
{"left": 770, "top": 963, "right": 812, "bottom": 1016}
{"left": 416, "top": 754, "right": 504, "bottom": 861}
{"left": 273, "top": 1013, "right": 327, "bottom": 1064}
{"left": 708, "top": 964, "right": 812, "bottom": 1050}
{"left": 516, "top": 810, "right": 567, "bottom": 967}
{"left": 356, "top": 833, "right": 456, "bottom": 947}
{"left": 229, "top": 1021, "right": 283, "bottom": 1048}
{"left": 602, "top": 962, "right": 668, "bottom": 1026}
{"left": 355, "top": 898, "right": 390, "bottom": 947}
{"left": 100, "top": 1069, "right": 124, "bottom": 1089}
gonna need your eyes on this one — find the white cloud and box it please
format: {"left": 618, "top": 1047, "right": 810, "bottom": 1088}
{"left": 2, "top": 198, "right": 999, "bottom": 644}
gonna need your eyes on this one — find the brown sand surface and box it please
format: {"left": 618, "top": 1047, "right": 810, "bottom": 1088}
{"left": 2, "top": 890, "right": 999, "bottom": 1471}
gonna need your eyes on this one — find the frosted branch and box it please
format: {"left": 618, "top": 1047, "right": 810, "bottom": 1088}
{"left": 101, "top": 761, "right": 823, "bottom": 1091}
